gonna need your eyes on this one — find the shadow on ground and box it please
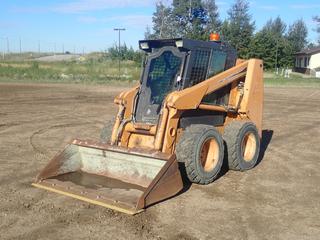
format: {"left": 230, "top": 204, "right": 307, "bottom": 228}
{"left": 257, "top": 129, "right": 273, "bottom": 165}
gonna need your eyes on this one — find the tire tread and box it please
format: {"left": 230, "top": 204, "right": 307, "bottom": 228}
{"left": 176, "top": 124, "right": 224, "bottom": 184}
{"left": 223, "top": 121, "right": 259, "bottom": 171}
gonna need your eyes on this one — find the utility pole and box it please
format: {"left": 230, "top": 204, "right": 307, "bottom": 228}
{"left": 38, "top": 40, "right": 40, "bottom": 54}
{"left": 275, "top": 39, "right": 279, "bottom": 74}
{"left": 189, "top": 0, "right": 192, "bottom": 20}
{"left": 62, "top": 44, "right": 64, "bottom": 54}
{"left": 114, "top": 28, "right": 126, "bottom": 79}
{"left": 1, "top": 37, "right": 9, "bottom": 59}
{"left": 6, "top": 37, "right": 9, "bottom": 54}
{"left": 19, "top": 37, "right": 22, "bottom": 53}
{"left": 1, "top": 38, "right": 5, "bottom": 60}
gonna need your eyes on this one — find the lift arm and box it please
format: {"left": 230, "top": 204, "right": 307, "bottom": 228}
{"left": 165, "top": 59, "right": 264, "bottom": 134}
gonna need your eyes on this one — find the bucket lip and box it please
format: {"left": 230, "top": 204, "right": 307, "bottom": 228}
{"left": 70, "top": 139, "right": 174, "bottom": 161}
{"left": 32, "top": 182, "right": 143, "bottom": 215}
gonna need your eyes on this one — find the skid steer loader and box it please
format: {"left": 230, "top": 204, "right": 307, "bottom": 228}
{"left": 33, "top": 36, "right": 263, "bottom": 215}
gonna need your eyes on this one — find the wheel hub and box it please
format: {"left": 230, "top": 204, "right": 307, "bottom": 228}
{"left": 200, "top": 138, "right": 219, "bottom": 172}
{"left": 241, "top": 132, "right": 257, "bottom": 162}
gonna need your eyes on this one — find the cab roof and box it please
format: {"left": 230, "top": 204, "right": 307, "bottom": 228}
{"left": 139, "top": 38, "right": 230, "bottom": 53}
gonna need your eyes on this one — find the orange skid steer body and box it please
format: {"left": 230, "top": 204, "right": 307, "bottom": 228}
{"left": 33, "top": 38, "right": 263, "bottom": 215}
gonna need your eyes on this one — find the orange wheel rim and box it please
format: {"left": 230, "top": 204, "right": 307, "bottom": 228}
{"left": 241, "top": 132, "right": 257, "bottom": 162}
{"left": 200, "top": 138, "right": 219, "bottom": 172}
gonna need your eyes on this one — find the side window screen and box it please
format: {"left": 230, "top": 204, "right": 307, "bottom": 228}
{"left": 208, "top": 51, "right": 227, "bottom": 78}
{"left": 189, "top": 50, "right": 210, "bottom": 86}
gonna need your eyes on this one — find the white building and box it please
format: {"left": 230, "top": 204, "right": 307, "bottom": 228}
{"left": 294, "top": 47, "right": 320, "bottom": 77}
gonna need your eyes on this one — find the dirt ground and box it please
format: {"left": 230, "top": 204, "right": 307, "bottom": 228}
{"left": 0, "top": 83, "right": 319, "bottom": 240}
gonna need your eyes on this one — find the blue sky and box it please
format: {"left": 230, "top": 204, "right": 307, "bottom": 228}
{"left": 0, "top": 0, "right": 319, "bottom": 53}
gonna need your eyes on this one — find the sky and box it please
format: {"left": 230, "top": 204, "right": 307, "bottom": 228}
{"left": 0, "top": 0, "right": 319, "bottom": 53}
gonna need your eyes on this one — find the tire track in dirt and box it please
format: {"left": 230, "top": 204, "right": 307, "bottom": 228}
{"left": 270, "top": 120, "right": 320, "bottom": 144}
{"left": 29, "top": 122, "right": 96, "bottom": 159}
{"left": 0, "top": 123, "right": 20, "bottom": 133}
{"left": 0, "top": 110, "right": 87, "bottom": 132}
{"left": 0, "top": 95, "right": 114, "bottom": 106}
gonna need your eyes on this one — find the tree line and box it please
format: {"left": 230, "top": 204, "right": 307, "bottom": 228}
{"left": 107, "top": 44, "right": 143, "bottom": 63}
{"left": 145, "top": 0, "right": 319, "bottom": 69}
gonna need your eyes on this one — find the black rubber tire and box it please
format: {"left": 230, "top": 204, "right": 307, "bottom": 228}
{"left": 100, "top": 118, "right": 115, "bottom": 142}
{"left": 223, "top": 121, "right": 260, "bottom": 171}
{"left": 176, "top": 124, "right": 224, "bottom": 185}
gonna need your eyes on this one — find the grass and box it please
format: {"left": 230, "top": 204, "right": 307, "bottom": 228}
{"left": 0, "top": 54, "right": 319, "bottom": 87}
{"left": 264, "top": 72, "right": 320, "bottom": 87}
{"left": 0, "top": 52, "right": 51, "bottom": 61}
{"left": 0, "top": 54, "right": 141, "bottom": 84}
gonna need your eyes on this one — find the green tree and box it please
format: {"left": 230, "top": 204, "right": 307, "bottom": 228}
{"left": 107, "top": 44, "right": 143, "bottom": 63}
{"left": 277, "top": 38, "right": 294, "bottom": 68}
{"left": 147, "top": 0, "right": 222, "bottom": 40}
{"left": 262, "top": 16, "right": 287, "bottom": 37}
{"left": 172, "top": 0, "right": 208, "bottom": 39}
{"left": 107, "top": 44, "right": 119, "bottom": 60}
{"left": 287, "top": 19, "right": 308, "bottom": 52}
{"left": 249, "top": 16, "right": 299, "bottom": 69}
{"left": 307, "top": 42, "right": 316, "bottom": 49}
{"left": 221, "top": 0, "right": 255, "bottom": 58}
{"left": 144, "top": 26, "right": 153, "bottom": 40}
{"left": 249, "top": 25, "right": 295, "bottom": 70}
{"left": 313, "top": 16, "right": 320, "bottom": 43}
{"left": 202, "top": 0, "right": 221, "bottom": 34}
{"left": 249, "top": 31, "right": 277, "bottom": 69}
{"left": 149, "top": 1, "right": 176, "bottom": 39}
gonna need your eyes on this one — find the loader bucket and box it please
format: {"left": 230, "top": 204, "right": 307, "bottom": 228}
{"left": 32, "top": 139, "right": 183, "bottom": 215}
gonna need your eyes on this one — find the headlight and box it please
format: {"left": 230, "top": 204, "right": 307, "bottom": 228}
{"left": 175, "top": 40, "right": 183, "bottom": 48}
{"left": 140, "top": 42, "right": 149, "bottom": 50}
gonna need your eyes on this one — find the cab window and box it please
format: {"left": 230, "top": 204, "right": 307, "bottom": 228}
{"left": 207, "top": 50, "right": 227, "bottom": 78}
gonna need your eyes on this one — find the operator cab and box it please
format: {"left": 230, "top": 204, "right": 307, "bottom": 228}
{"left": 134, "top": 38, "right": 237, "bottom": 124}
